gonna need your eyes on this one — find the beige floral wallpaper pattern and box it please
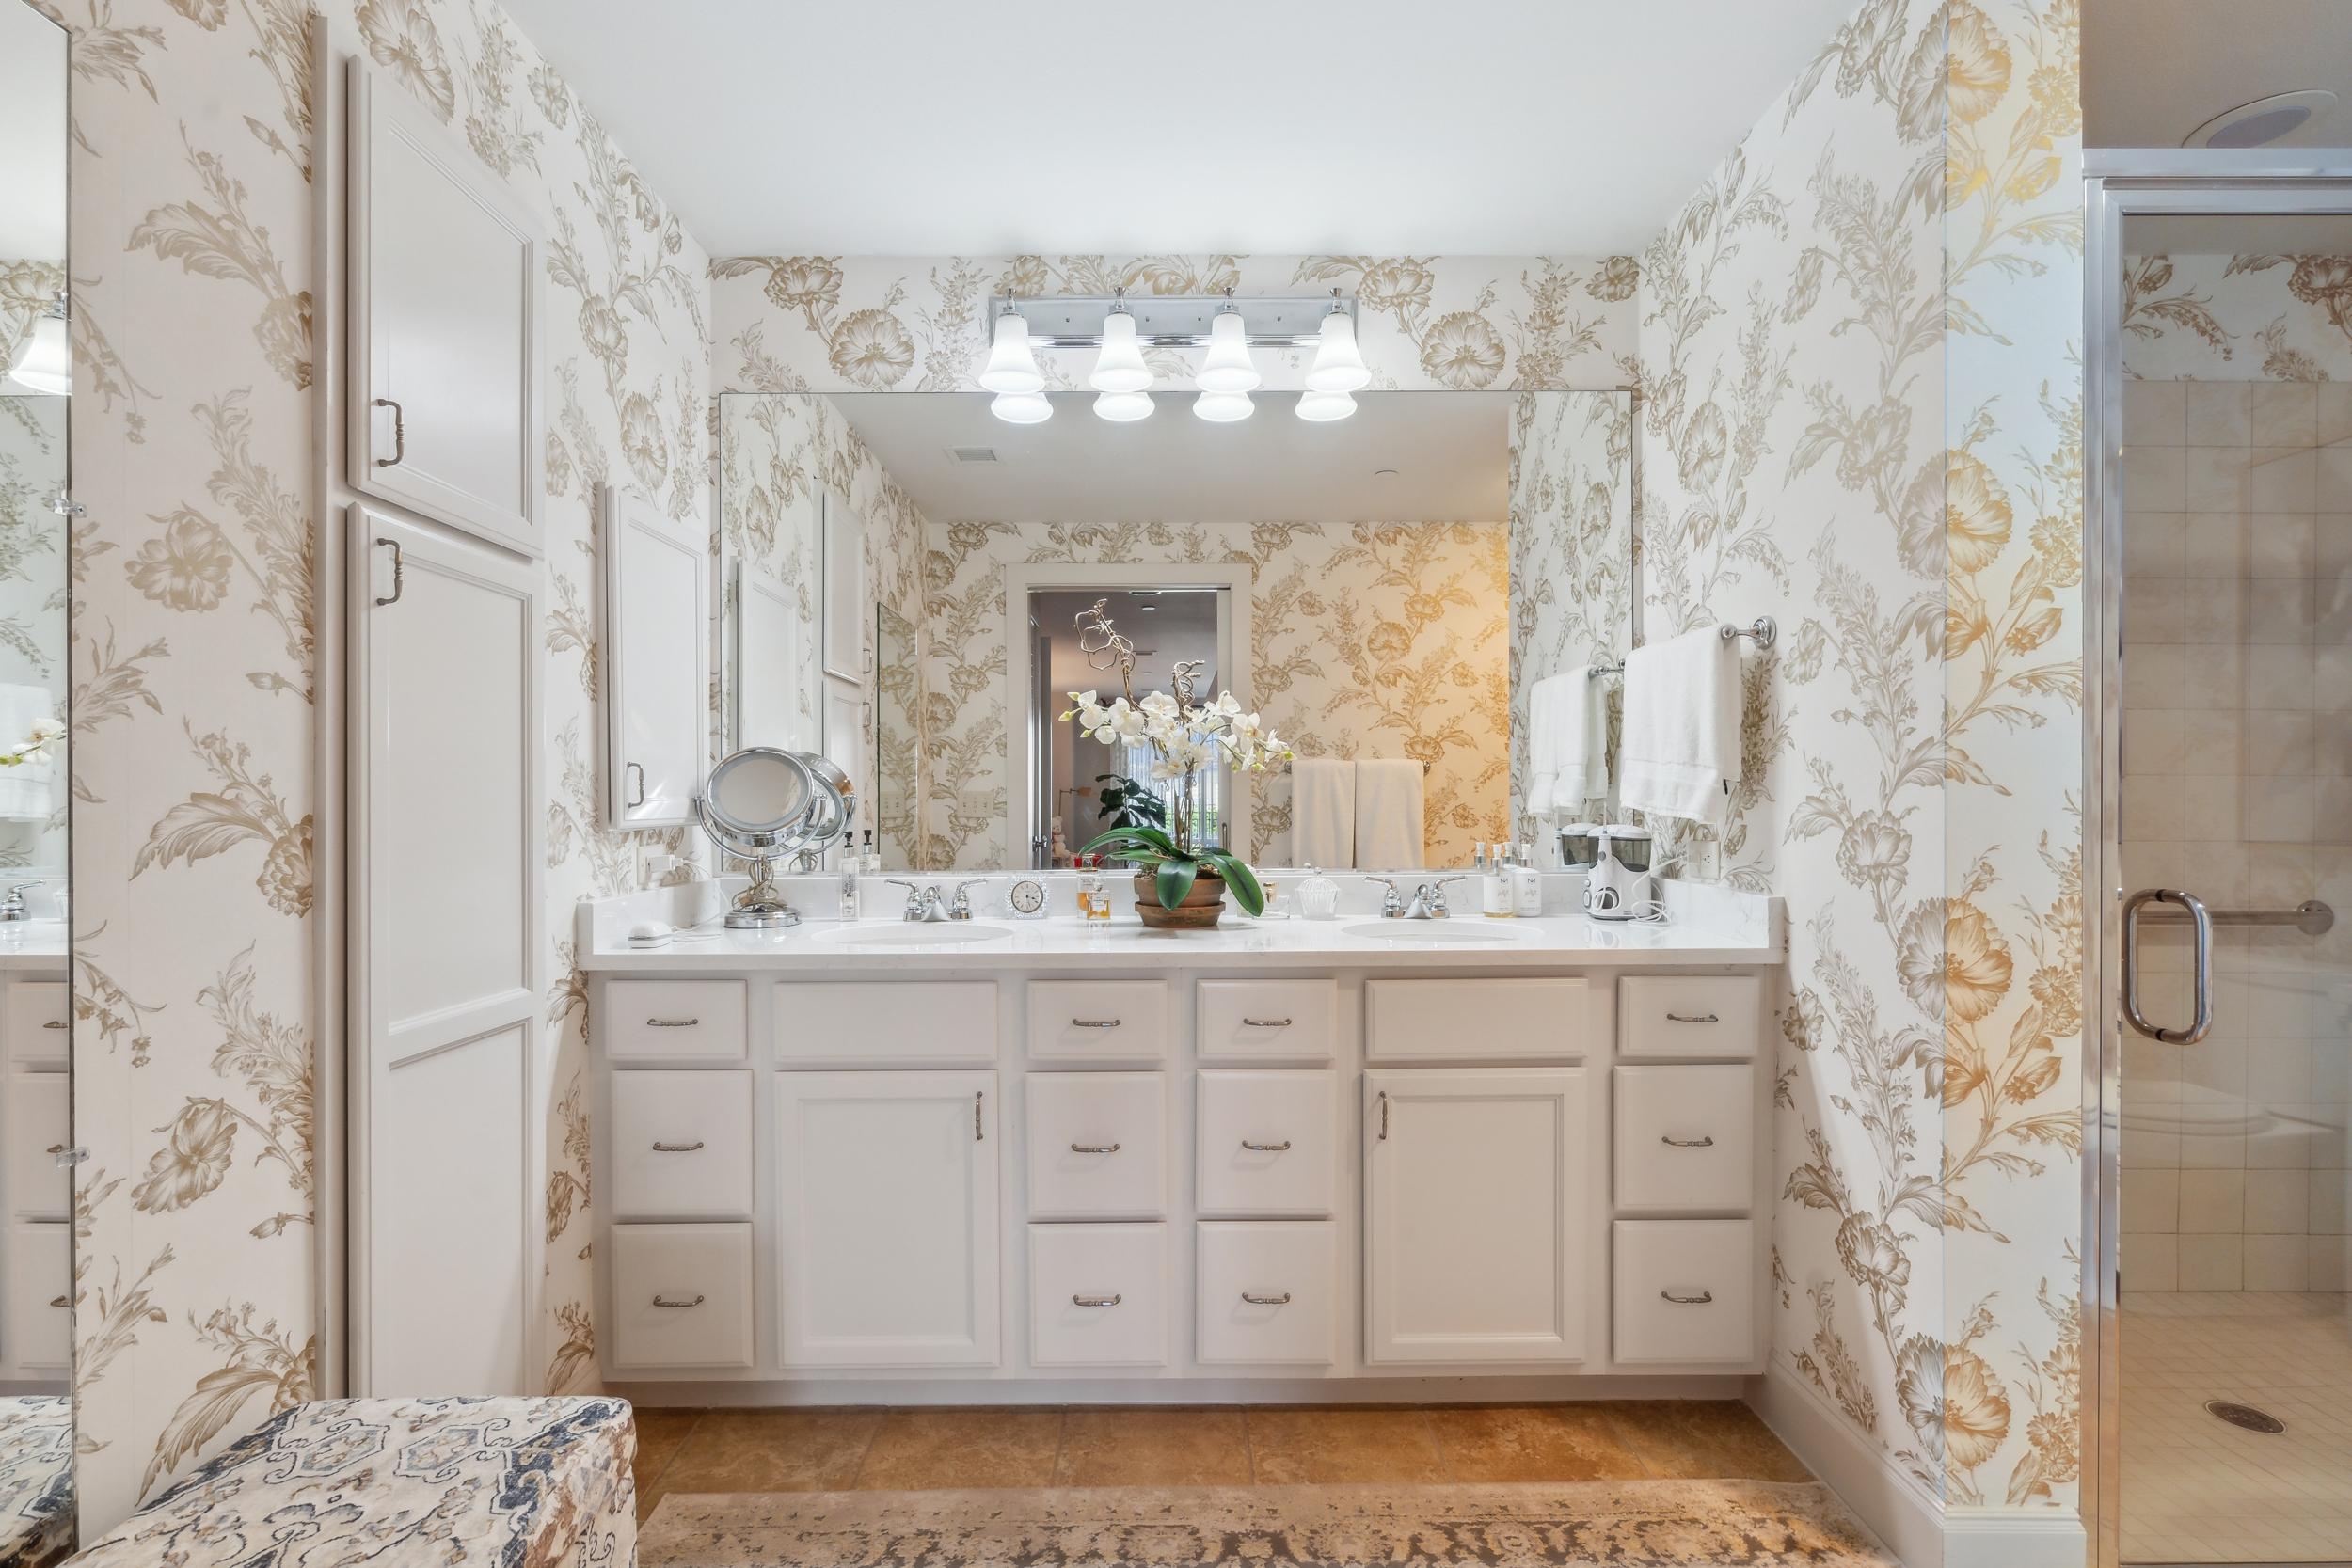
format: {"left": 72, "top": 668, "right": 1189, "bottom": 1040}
{"left": 2123, "top": 251, "right": 2352, "bottom": 380}
{"left": 56, "top": 0, "right": 707, "bottom": 1530}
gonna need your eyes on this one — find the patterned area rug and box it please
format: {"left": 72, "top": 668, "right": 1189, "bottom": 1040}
{"left": 640, "top": 1481, "right": 1896, "bottom": 1566}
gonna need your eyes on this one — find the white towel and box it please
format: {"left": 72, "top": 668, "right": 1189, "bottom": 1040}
{"left": 0, "top": 684, "right": 56, "bottom": 821}
{"left": 1353, "top": 758, "right": 1425, "bottom": 870}
{"left": 1291, "top": 757, "right": 1356, "bottom": 869}
{"left": 1525, "top": 669, "right": 1610, "bottom": 819}
{"left": 1618, "top": 629, "right": 1742, "bottom": 830}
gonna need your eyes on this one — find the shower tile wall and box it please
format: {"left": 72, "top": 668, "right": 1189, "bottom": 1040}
{"left": 2121, "top": 378, "right": 2352, "bottom": 1293}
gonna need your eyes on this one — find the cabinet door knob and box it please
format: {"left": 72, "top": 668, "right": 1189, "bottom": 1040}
{"left": 372, "top": 397, "right": 405, "bottom": 467}
{"left": 1661, "top": 1134, "right": 1716, "bottom": 1148}
{"left": 1240, "top": 1138, "right": 1292, "bottom": 1153}
{"left": 1072, "top": 1293, "right": 1122, "bottom": 1308}
{"left": 1241, "top": 1291, "right": 1293, "bottom": 1307}
{"left": 1069, "top": 1142, "right": 1120, "bottom": 1155}
{"left": 652, "top": 1294, "right": 706, "bottom": 1309}
{"left": 1665, "top": 1011, "right": 1719, "bottom": 1024}
{"left": 1661, "top": 1289, "right": 1715, "bottom": 1305}
{"left": 651, "top": 1140, "right": 706, "bottom": 1153}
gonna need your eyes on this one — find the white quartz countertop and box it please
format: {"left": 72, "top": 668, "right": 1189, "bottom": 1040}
{"left": 0, "top": 921, "right": 66, "bottom": 969}
{"left": 580, "top": 876, "right": 1781, "bottom": 973}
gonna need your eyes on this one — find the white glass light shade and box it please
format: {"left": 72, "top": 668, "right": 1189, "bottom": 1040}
{"left": 1303, "top": 309, "right": 1370, "bottom": 393}
{"left": 977, "top": 310, "right": 1043, "bottom": 394}
{"left": 6, "top": 310, "right": 70, "bottom": 397}
{"left": 1092, "top": 388, "right": 1153, "bottom": 422}
{"left": 1294, "top": 388, "right": 1356, "bottom": 422}
{"left": 1192, "top": 388, "right": 1254, "bottom": 423}
{"left": 990, "top": 390, "right": 1053, "bottom": 424}
{"left": 1196, "top": 307, "right": 1261, "bottom": 393}
{"left": 1089, "top": 309, "right": 1152, "bottom": 393}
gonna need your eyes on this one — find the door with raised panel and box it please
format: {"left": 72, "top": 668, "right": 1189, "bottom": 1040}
{"left": 349, "top": 60, "right": 544, "bottom": 556}
{"left": 1363, "top": 1068, "right": 1586, "bottom": 1363}
{"left": 354, "top": 505, "right": 542, "bottom": 1395}
{"left": 775, "top": 1070, "right": 999, "bottom": 1367}
{"left": 600, "top": 483, "right": 707, "bottom": 826}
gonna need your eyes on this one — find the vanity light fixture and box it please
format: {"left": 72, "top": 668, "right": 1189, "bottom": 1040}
{"left": 1088, "top": 288, "right": 1154, "bottom": 394}
{"left": 991, "top": 390, "right": 1054, "bottom": 424}
{"left": 1193, "top": 388, "right": 1254, "bottom": 422}
{"left": 1295, "top": 388, "right": 1356, "bottom": 422}
{"left": 977, "top": 300, "right": 1043, "bottom": 395}
{"left": 1304, "top": 289, "right": 1371, "bottom": 393}
{"left": 3, "top": 292, "right": 69, "bottom": 397}
{"left": 1195, "top": 290, "right": 1262, "bottom": 394}
{"left": 1092, "top": 388, "right": 1153, "bottom": 422}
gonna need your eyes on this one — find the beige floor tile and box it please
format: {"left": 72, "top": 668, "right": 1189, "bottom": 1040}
{"left": 1247, "top": 1407, "right": 1448, "bottom": 1484}
{"left": 1600, "top": 1401, "right": 1813, "bottom": 1482}
{"left": 1053, "top": 1407, "right": 1252, "bottom": 1487}
{"left": 854, "top": 1408, "right": 1065, "bottom": 1490}
{"left": 659, "top": 1408, "right": 881, "bottom": 1497}
{"left": 1427, "top": 1403, "right": 1658, "bottom": 1482}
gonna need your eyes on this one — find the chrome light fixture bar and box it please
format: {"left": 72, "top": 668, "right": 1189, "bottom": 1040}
{"left": 987, "top": 290, "right": 1359, "bottom": 349}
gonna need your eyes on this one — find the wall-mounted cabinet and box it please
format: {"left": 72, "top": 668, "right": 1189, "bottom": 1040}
{"left": 600, "top": 483, "right": 708, "bottom": 828}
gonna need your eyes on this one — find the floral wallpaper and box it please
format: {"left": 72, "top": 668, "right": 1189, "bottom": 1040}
{"left": 2123, "top": 251, "right": 2352, "bottom": 380}
{"left": 710, "top": 255, "right": 1640, "bottom": 398}
{"left": 0, "top": 388, "right": 67, "bottom": 870}
{"left": 1, "top": 261, "right": 66, "bottom": 381}
{"left": 54, "top": 0, "right": 707, "bottom": 1533}
{"left": 1635, "top": 0, "right": 2084, "bottom": 1517}
{"left": 918, "top": 518, "right": 1510, "bottom": 872}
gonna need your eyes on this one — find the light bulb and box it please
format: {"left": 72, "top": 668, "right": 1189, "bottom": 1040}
{"left": 1092, "top": 388, "right": 1153, "bottom": 422}
{"left": 1303, "top": 308, "right": 1370, "bottom": 393}
{"left": 1192, "top": 388, "right": 1254, "bottom": 423}
{"left": 977, "top": 309, "right": 1042, "bottom": 395}
{"left": 1089, "top": 309, "right": 1152, "bottom": 393}
{"left": 1295, "top": 388, "right": 1356, "bottom": 422}
{"left": 6, "top": 306, "right": 69, "bottom": 397}
{"left": 990, "top": 390, "right": 1053, "bottom": 424}
{"left": 1196, "top": 306, "right": 1260, "bottom": 393}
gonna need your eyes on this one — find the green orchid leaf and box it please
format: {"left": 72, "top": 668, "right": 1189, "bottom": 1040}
{"left": 1154, "top": 858, "right": 1200, "bottom": 911}
{"left": 1080, "top": 823, "right": 1178, "bottom": 859}
{"left": 1203, "top": 851, "right": 1265, "bottom": 916}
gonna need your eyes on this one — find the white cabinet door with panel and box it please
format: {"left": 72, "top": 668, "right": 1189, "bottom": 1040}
{"left": 774, "top": 1070, "right": 1000, "bottom": 1368}
{"left": 1363, "top": 1068, "right": 1587, "bottom": 1364}
{"left": 601, "top": 483, "right": 707, "bottom": 827}
{"left": 732, "top": 567, "right": 808, "bottom": 752}
{"left": 6, "top": 1072, "right": 68, "bottom": 1221}
{"left": 348, "top": 61, "right": 543, "bottom": 555}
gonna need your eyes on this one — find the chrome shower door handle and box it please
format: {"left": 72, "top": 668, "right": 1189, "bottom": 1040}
{"left": 372, "top": 396, "right": 405, "bottom": 466}
{"left": 2122, "top": 887, "right": 2215, "bottom": 1044}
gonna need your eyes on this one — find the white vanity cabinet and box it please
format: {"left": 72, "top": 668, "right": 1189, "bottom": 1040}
{"left": 0, "top": 965, "right": 72, "bottom": 1386}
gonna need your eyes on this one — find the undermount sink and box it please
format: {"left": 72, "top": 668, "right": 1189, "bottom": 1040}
{"left": 823, "top": 922, "right": 1015, "bottom": 946}
{"left": 1340, "top": 921, "right": 1521, "bottom": 943}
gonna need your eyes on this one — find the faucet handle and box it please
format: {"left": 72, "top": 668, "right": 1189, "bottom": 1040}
{"left": 1367, "top": 876, "right": 1404, "bottom": 917}
{"left": 950, "top": 879, "right": 987, "bottom": 918}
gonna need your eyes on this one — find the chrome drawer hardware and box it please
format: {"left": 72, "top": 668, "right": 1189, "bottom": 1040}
{"left": 651, "top": 1294, "right": 706, "bottom": 1309}
{"left": 651, "top": 1140, "right": 706, "bottom": 1153}
{"left": 626, "top": 761, "right": 645, "bottom": 808}
{"left": 1661, "top": 1134, "right": 1716, "bottom": 1148}
{"left": 1661, "top": 1289, "right": 1715, "bottom": 1305}
{"left": 1241, "top": 1016, "right": 1293, "bottom": 1028}
{"left": 1073, "top": 1292, "right": 1122, "bottom": 1307}
{"left": 1376, "top": 1091, "right": 1389, "bottom": 1140}
{"left": 40, "top": 1019, "right": 65, "bottom": 1030}
{"left": 373, "top": 537, "right": 404, "bottom": 606}
{"left": 1665, "top": 1011, "right": 1719, "bottom": 1023}
{"left": 43, "top": 1144, "right": 66, "bottom": 1157}
{"left": 1242, "top": 1291, "right": 1293, "bottom": 1307}
{"left": 975, "top": 1090, "right": 984, "bottom": 1141}
{"left": 1069, "top": 1141, "right": 1121, "bottom": 1155}
{"left": 372, "top": 397, "right": 405, "bottom": 466}
{"left": 1240, "top": 1138, "right": 1292, "bottom": 1153}
{"left": 52, "top": 1146, "right": 87, "bottom": 1167}
{"left": 1071, "top": 1018, "right": 1122, "bottom": 1029}
{"left": 48, "top": 1295, "right": 68, "bottom": 1309}
{"left": 646, "top": 1017, "right": 699, "bottom": 1027}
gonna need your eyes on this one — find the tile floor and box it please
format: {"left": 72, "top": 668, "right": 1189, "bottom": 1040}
{"left": 2122, "top": 1291, "right": 2352, "bottom": 1562}
{"left": 629, "top": 1401, "right": 1810, "bottom": 1519}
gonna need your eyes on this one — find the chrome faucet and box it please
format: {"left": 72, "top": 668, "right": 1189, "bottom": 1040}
{"left": 1404, "top": 877, "right": 1466, "bottom": 920}
{"left": 886, "top": 879, "right": 950, "bottom": 922}
{"left": 0, "top": 885, "right": 31, "bottom": 923}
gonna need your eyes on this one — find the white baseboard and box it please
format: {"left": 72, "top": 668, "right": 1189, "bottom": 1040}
{"left": 1943, "top": 1506, "right": 2085, "bottom": 1568}
{"left": 1747, "top": 1360, "right": 1943, "bottom": 1567}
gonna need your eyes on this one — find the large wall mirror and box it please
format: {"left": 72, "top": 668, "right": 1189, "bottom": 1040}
{"left": 717, "top": 387, "right": 1630, "bottom": 876}
{"left": 1, "top": 0, "right": 74, "bottom": 1560}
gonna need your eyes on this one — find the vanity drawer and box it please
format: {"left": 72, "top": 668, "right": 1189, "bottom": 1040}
{"left": 6, "top": 1072, "right": 69, "bottom": 1221}
{"left": 4, "top": 1222, "right": 70, "bottom": 1370}
{"left": 5, "top": 981, "right": 68, "bottom": 1069}
{"left": 1613, "top": 1219, "right": 1756, "bottom": 1367}
{"left": 1197, "top": 1070, "right": 1338, "bottom": 1217}
{"left": 775, "top": 981, "right": 997, "bottom": 1065}
{"left": 1028, "top": 1222, "right": 1168, "bottom": 1368}
{"left": 606, "top": 979, "right": 746, "bottom": 1063}
{"left": 611, "top": 1070, "right": 755, "bottom": 1219}
{"left": 1364, "top": 978, "right": 1587, "bottom": 1062}
{"left": 1026, "top": 980, "right": 1168, "bottom": 1062}
{"left": 1197, "top": 979, "right": 1335, "bottom": 1063}
{"left": 1617, "top": 976, "right": 1760, "bottom": 1060}
{"left": 1197, "top": 1220, "right": 1336, "bottom": 1366}
{"left": 1614, "top": 1065, "right": 1754, "bottom": 1213}
{"left": 1027, "top": 1072, "right": 1166, "bottom": 1219}
{"left": 609, "top": 1222, "right": 755, "bottom": 1370}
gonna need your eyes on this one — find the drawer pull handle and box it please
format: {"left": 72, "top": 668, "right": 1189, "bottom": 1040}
{"left": 48, "top": 1295, "right": 69, "bottom": 1309}
{"left": 373, "top": 396, "right": 405, "bottom": 466}
{"left": 975, "top": 1089, "right": 984, "bottom": 1141}
{"left": 44, "top": 1143, "right": 66, "bottom": 1156}
{"left": 1242, "top": 1291, "right": 1293, "bottom": 1307}
{"left": 1661, "top": 1134, "right": 1716, "bottom": 1148}
{"left": 1241, "top": 1138, "right": 1292, "bottom": 1153}
{"left": 651, "top": 1140, "right": 706, "bottom": 1153}
{"left": 646, "top": 1017, "right": 699, "bottom": 1028}
{"left": 1242, "top": 1016, "right": 1293, "bottom": 1028}
{"left": 1073, "top": 1292, "right": 1122, "bottom": 1308}
{"left": 652, "top": 1294, "right": 706, "bottom": 1309}
{"left": 1661, "top": 1289, "right": 1715, "bottom": 1306}
{"left": 1071, "top": 1018, "right": 1122, "bottom": 1029}
{"left": 1376, "top": 1090, "right": 1389, "bottom": 1141}
{"left": 1069, "top": 1142, "right": 1121, "bottom": 1155}
{"left": 1665, "top": 1011, "right": 1719, "bottom": 1024}
{"left": 40, "top": 1019, "right": 66, "bottom": 1030}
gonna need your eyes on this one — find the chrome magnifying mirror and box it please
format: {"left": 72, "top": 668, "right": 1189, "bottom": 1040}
{"left": 696, "top": 748, "right": 852, "bottom": 928}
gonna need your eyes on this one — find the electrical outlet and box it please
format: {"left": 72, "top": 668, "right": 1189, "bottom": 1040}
{"left": 636, "top": 845, "right": 679, "bottom": 887}
{"left": 1691, "top": 837, "right": 1722, "bottom": 880}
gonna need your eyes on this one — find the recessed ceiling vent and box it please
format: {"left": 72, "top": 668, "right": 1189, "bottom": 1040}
{"left": 947, "top": 446, "right": 1001, "bottom": 465}
{"left": 2185, "top": 89, "right": 2338, "bottom": 149}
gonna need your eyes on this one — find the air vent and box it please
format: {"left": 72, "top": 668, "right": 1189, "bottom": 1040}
{"left": 947, "top": 446, "right": 1001, "bottom": 465}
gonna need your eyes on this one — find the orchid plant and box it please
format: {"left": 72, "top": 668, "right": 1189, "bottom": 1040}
{"left": 1058, "top": 600, "right": 1291, "bottom": 916}
{"left": 0, "top": 715, "right": 62, "bottom": 768}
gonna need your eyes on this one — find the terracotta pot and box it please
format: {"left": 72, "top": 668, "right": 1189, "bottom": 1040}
{"left": 1132, "top": 868, "right": 1227, "bottom": 929}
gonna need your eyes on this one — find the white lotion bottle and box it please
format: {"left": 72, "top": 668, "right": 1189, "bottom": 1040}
{"left": 1511, "top": 844, "right": 1543, "bottom": 916}
{"left": 1483, "top": 842, "right": 1515, "bottom": 918}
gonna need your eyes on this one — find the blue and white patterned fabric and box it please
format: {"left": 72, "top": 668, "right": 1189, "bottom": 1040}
{"left": 0, "top": 1397, "right": 73, "bottom": 1568}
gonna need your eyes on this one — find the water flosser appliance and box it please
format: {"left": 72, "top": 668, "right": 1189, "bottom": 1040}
{"left": 1582, "top": 824, "right": 1656, "bottom": 921}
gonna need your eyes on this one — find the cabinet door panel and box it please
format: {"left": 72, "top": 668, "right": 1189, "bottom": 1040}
{"left": 6, "top": 1072, "right": 68, "bottom": 1221}
{"left": 775, "top": 1070, "right": 999, "bottom": 1367}
{"left": 4, "top": 1222, "right": 69, "bottom": 1370}
{"left": 602, "top": 483, "right": 707, "bottom": 827}
{"left": 1363, "top": 1068, "right": 1586, "bottom": 1363}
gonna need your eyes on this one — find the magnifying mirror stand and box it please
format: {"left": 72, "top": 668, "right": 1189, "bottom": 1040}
{"left": 729, "top": 851, "right": 799, "bottom": 929}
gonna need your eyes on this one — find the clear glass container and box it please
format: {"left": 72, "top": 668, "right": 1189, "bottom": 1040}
{"left": 1295, "top": 864, "right": 1341, "bottom": 921}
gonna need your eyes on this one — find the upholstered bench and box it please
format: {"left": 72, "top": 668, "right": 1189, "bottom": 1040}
{"left": 0, "top": 1396, "right": 74, "bottom": 1568}
{"left": 70, "top": 1396, "right": 635, "bottom": 1568}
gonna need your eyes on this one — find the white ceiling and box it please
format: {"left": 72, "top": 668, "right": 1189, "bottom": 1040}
{"left": 2086, "top": 0, "right": 2352, "bottom": 149}
{"left": 815, "top": 391, "right": 1511, "bottom": 524}
{"left": 495, "top": 0, "right": 1866, "bottom": 257}
{"left": 0, "top": 4, "right": 68, "bottom": 258}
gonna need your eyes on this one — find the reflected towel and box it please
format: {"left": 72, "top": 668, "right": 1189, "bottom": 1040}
{"left": 1353, "top": 758, "right": 1425, "bottom": 870}
{"left": 1525, "top": 668, "right": 1609, "bottom": 818}
{"left": 0, "top": 684, "right": 55, "bottom": 821}
{"left": 1619, "top": 628, "right": 1741, "bottom": 830}
{"left": 1291, "top": 757, "right": 1355, "bottom": 869}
